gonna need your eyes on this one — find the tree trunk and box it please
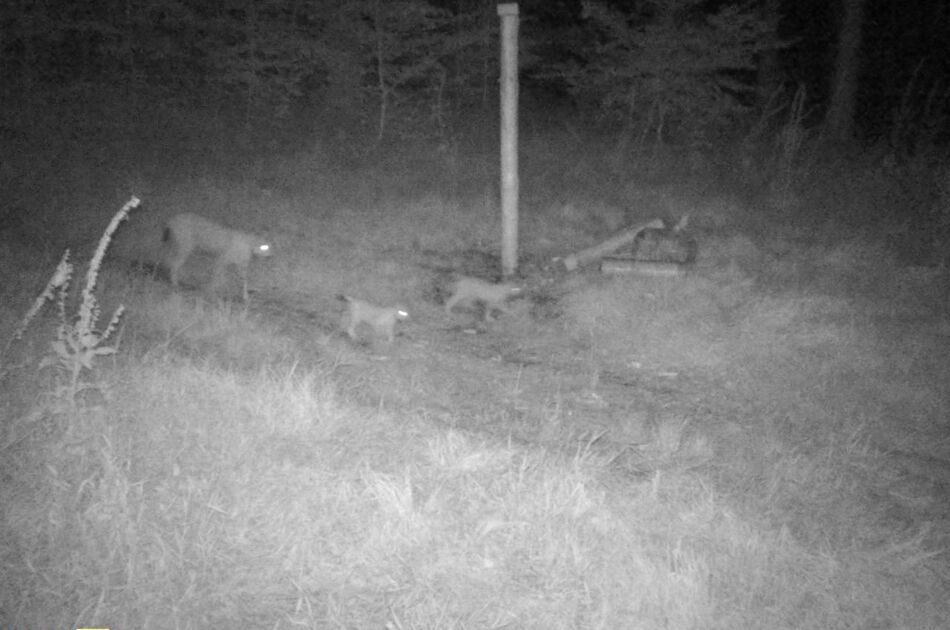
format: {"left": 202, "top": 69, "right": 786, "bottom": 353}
{"left": 755, "top": 0, "right": 783, "bottom": 104}
{"left": 374, "top": 0, "right": 388, "bottom": 142}
{"left": 826, "top": 0, "right": 866, "bottom": 142}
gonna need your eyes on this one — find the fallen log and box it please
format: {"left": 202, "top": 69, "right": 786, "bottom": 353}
{"left": 560, "top": 218, "right": 665, "bottom": 271}
{"left": 600, "top": 258, "right": 687, "bottom": 277}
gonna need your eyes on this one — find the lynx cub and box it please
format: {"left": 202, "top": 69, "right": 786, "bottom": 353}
{"left": 444, "top": 275, "right": 523, "bottom": 321}
{"left": 338, "top": 295, "right": 409, "bottom": 343}
{"left": 162, "top": 213, "right": 272, "bottom": 301}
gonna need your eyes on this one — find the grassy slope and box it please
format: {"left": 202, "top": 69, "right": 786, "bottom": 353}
{"left": 1, "top": 140, "right": 949, "bottom": 629}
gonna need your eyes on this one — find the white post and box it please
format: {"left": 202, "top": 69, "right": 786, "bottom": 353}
{"left": 497, "top": 3, "right": 519, "bottom": 277}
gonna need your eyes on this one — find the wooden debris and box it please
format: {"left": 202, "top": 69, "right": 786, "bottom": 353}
{"left": 561, "top": 219, "right": 665, "bottom": 271}
{"left": 600, "top": 258, "right": 688, "bottom": 277}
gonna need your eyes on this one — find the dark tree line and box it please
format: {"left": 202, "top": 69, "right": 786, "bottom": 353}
{"left": 0, "top": 0, "right": 497, "bottom": 140}
{"left": 0, "top": 0, "right": 945, "bottom": 149}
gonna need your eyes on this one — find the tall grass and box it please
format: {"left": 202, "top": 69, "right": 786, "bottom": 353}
{"left": 1, "top": 137, "right": 949, "bottom": 628}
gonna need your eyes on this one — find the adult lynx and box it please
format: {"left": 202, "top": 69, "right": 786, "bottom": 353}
{"left": 162, "top": 213, "right": 272, "bottom": 301}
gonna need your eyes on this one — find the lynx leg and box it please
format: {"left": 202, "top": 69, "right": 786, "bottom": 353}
{"left": 445, "top": 293, "right": 462, "bottom": 314}
{"left": 208, "top": 259, "right": 228, "bottom": 295}
{"left": 239, "top": 265, "right": 250, "bottom": 302}
{"left": 165, "top": 248, "right": 188, "bottom": 287}
{"left": 487, "top": 301, "right": 513, "bottom": 321}
{"left": 482, "top": 300, "right": 510, "bottom": 322}
{"left": 162, "top": 225, "right": 190, "bottom": 289}
{"left": 167, "top": 259, "right": 181, "bottom": 287}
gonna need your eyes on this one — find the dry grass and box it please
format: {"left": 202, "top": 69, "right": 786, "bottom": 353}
{"left": 0, "top": 355, "right": 870, "bottom": 629}
{"left": 2, "top": 138, "right": 949, "bottom": 629}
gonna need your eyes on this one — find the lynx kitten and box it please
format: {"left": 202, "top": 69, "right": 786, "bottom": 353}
{"left": 444, "top": 275, "right": 523, "bottom": 321}
{"left": 162, "top": 212, "right": 272, "bottom": 301}
{"left": 338, "top": 295, "right": 409, "bottom": 343}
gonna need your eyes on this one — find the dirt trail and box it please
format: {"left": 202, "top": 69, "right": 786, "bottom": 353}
{"left": 250, "top": 274, "right": 950, "bottom": 549}
{"left": 251, "top": 284, "right": 724, "bottom": 471}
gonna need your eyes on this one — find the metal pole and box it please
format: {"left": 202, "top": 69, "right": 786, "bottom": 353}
{"left": 497, "top": 3, "right": 519, "bottom": 277}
